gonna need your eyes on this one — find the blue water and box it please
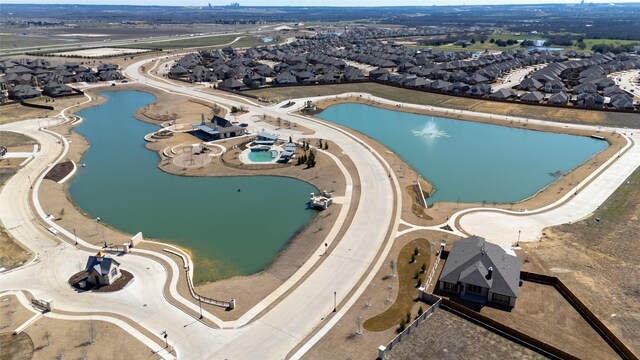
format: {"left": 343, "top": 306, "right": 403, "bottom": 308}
{"left": 317, "top": 103, "right": 607, "bottom": 204}
{"left": 68, "top": 91, "right": 317, "bottom": 282}
{"left": 262, "top": 37, "right": 273, "bottom": 43}
{"left": 249, "top": 150, "right": 275, "bottom": 162}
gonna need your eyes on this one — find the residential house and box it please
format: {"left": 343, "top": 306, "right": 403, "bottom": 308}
{"left": 438, "top": 236, "right": 522, "bottom": 307}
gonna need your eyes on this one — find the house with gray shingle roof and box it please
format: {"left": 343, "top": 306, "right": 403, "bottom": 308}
{"left": 438, "top": 236, "right": 521, "bottom": 307}
{"left": 85, "top": 251, "right": 122, "bottom": 286}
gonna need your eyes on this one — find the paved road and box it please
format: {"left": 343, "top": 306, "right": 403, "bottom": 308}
{"left": 613, "top": 70, "right": 640, "bottom": 99}
{"left": 1, "top": 56, "right": 400, "bottom": 359}
{"left": 491, "top": 66, "right": 537, "bottom": 92}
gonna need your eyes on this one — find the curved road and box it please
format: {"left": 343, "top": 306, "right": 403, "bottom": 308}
{"left": 1, "top": 57, "right": 401, "bottom": 359}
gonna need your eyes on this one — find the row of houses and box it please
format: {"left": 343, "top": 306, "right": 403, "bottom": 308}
{"left": 167, "top": 33, "right": 639, "bottom": 111}
{"left": 0, "top": 58, "right": 124, "bottom": 100}
{"left": 512, "top": 54, "right": 640, "bottom": 110}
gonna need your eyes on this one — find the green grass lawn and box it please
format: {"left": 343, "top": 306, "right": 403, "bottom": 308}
{"left": 363, "top": 238, "right": 431, "bottom": 331}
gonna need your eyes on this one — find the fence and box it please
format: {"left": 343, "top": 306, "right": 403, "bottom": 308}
{"left": 378, "top": 295, "right": 442, "bottom": 359}
{"left": 20, "top": 101, "right": 54, "bottom": 110}
{"left": 163, "top": 249, "right": 232, "bottom": 309}
{"left": 184, "top": 267, "right": 233, "bottom": 309}
{"left": 521, "top": 271, "right": 638, "bottom": 360}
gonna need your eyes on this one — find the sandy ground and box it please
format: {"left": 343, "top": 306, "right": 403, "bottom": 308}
{"left": 0, "top": 96, "right": 84, "bottom": 125}
{"left": 477, "top": 281, "right": 619, "bottom": 359}
{"left": 521, "top": 166, "right": 640, "bottom": 354}
{"left": 54, "top": 47, "right": 151, "bottom": 58}
{"left": 0, "top": 294, "right": 161, "bottom": 360}
{"left": 0, "top": 132, "right": 37, "bottom": 270}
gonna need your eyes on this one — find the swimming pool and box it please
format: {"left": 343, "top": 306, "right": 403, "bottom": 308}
{"left": 249, "top": 149, "right": 277, "bottom": 162}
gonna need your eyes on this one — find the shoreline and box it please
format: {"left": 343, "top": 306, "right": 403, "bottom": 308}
{"left": 51, "top": 85, "right": 350, "bottom": 286}
{"left": 309, "top": 95, "right": 624, "bottom": 212}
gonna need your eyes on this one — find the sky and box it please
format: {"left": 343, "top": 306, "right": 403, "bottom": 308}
{"left": 2, "top": 0, "right": 639, "bottom": 6}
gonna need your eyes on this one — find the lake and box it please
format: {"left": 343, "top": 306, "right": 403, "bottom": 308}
{"left": 317, "top": 103, "right": 607, "bottom": 204}
{"left": 68, "top": 91, "right": 317, "bottom": 283}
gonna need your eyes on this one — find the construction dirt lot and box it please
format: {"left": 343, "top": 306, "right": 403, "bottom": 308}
{"left": 0, "top": 294, "right": 161, "bottom": 360}
{"left": 523, "top": 166, "right": 640, "bottom": 355}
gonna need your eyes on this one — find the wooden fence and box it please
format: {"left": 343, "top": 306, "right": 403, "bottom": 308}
{"left": 378, "top": 295, "right": 442, "bottom": 359}
{"left": 521, "top": 271, "right": 639, "bottom": 360}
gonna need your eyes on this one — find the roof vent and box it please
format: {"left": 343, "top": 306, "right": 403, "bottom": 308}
{"left": 487, "top": 266, "right": 493, "bottom": 280}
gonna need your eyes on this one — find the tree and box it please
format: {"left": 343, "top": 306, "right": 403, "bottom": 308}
{"left": 306, "top": 150, "right": 316, "bottom": 168}
{"left": 416, "top": 276, "right": 423, "bottom": 288}
{"left": 398, "top": 317, "right": 407, "bottom": 331}
{"left": 413, "top": 247, "right": 420, "bottom": 256}
{"left": 289, "top": 135, "right": 292, "bottom": 143}
{"left": 421, "top": 263, "right": 427, "bottom": 274}
{"left": 418, "top": 306, "right": 424, "bottom": 316}
{"left": 318, "top": 139, "right": 323, "bottom": 148}
{"left": 577, "top": 39, "right": 587, "bottom": 50}
{"left": 323, "top": 142, "right": 328, "bottom": 150}
{"left": 410, "top": 254, "right": 416, "bottom": 263}
{"left": 405, "top": 312, "right": 411, "bottom": 324}
{"left": 489, "top": 38, "right": 495, "bottom": 43}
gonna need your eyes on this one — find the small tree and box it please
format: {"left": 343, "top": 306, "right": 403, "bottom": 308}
{"left": 410, "top": 254, "right": 416, "bottom": 264}
{"left": 318, "top": 139, "right": 323, "bottom": 148}
{"left": 416, "top": 276, "right": 423, "bottom": 288}
{"left": 414, "top": 247, "right": 420, "bottom": 256}
{"left": 398, "top": 317, "right": 407, "bottom": 332}
{"left": 289, "top": 135, "right": 292, "bottom": 143}
{"left": 323, "top": 142, "right": 328, "bottom": 150}
{"left": 414, "top": 270, "right": 420, "bottom": 279}
{"left": 421, "top": 263, "right": 427, "bottom": 274}
{"left": 418, "top": 306, "right": 424, "bottom": 316}
{"left": 405, "top": 312, "right": 411, "bottom": 324}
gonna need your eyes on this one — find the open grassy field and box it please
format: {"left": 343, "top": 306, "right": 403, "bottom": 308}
{"left": 247, "top": 82, "right": 640, "bottom": 128}
{"left": 523, "top": 166, "right": 640, "bottom": 354}
{"left": 122, "top": 34, "right": 265, "bottom": 49}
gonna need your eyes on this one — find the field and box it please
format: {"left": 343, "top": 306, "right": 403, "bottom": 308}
{"left": 54, "top": 47, "right": 151, "bottom": 57}
{"left": 122, "top": 34, "right": 265, "bottom": 49}
{"left": 523, "top": 166, "right": 640, "bottom": 353}
{"left": 247, "top": 82, "right": 640, "bottom": 128}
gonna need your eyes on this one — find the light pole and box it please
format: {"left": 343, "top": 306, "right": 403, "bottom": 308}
{"left": 333, "top": 291, "right": 337, "bottom": 313}
{"left": 161, "top": 331, "right": 168, "bottom": 348}
{"left": 516, "top": 230, "right": 521, "bottom": 247}
{"left": 198, "top": 298, "right": 203, "bottom": 319}
{"left": 73, "top": 228, "right": 77, "bottom": 246}
{"left": 324, "top": 242, "right": 328, "bottom": 255}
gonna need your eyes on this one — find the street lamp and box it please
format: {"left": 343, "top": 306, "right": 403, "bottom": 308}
{"left": 73, "top": 228, "right": 77, "bottom": 246}
{"left": 333, "top": 291, "right": 337, "bottom": 313}
{"left": 199, "top": 298, "right": 203, "bottom": 319}
{"left": 28, "top": 175, "right": 32, "bottom": 190}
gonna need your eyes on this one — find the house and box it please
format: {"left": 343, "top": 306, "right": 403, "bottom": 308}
{"left": 256, "top": 131, "right": 279, "bottom": 144}
{"left": 438, "top": 236, "right": 522, "bottom": 307}
{"left": 548, "top": 91, "right": 569, "bottom": 105}
{"left": 8, "top": 85, "right": 40, "bottom": 100}
{"left": 489, "top": 89, "right": 516, "bottom": 99}
{"left": 520, "top": 91, "right": 544, "bottom": 103}
{"left": 42, "top": 81, "right": 73, "bottom": 97}
{"left": 517, "top": 78, "right": 543, "bottom": 91}
{"left": 85, "top": 251, "right": 122, "bottom": 286}
{"left": 190, "top": 115, "right": 246, "bottom": 141}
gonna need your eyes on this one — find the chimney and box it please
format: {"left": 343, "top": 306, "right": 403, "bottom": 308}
{"left": 487, "top": 267, "right": 493, "bottom": 279}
